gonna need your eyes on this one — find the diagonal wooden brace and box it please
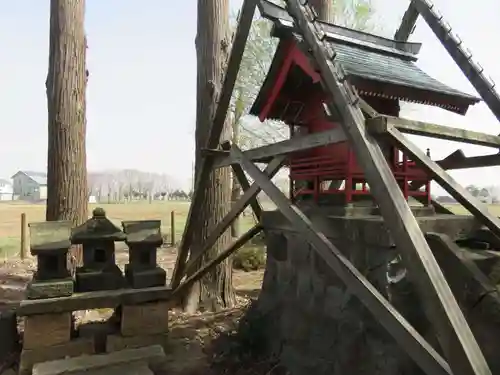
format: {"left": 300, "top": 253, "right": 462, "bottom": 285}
{"left": 172, "top": 224, "right": 263, "bottom": 301}
{"left": 231, "top": 163, "right": 263, "bottom": 220}
{"left": 171, "top": 0, "right": 258, "bottom": 288}
{"left": 387, "top": 127, "right": 500, "bottom": 239}
{"left": 394, "top": 1, "right": 419, "bottom": 41}
{"left": 222, "top": 141, "right": 263, "bottom": 219}
{"left": 285, "top": 1, "right": 489, "bottom": 373}
{"left": 181, "top": 155, "right": 285, "bottom": 278}
{"left": 231, "top": 144, "right": 451, "bottom": 375}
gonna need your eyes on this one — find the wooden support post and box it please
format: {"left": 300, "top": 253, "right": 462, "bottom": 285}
{"left": 171, "top": 0, "right": 258, "bottom": 288}
{"left": 170, "top": 210, "right": 175, "bottom": 247}
{"left": 412, "top": 0, "right": 500, "bottom": 123}
{"left": 284, "top": 1, "right": 489, "bottom": 373}
{"left": 182, "top": 156, "right": 285, "bottom": 277}
{"left": 231, "top": 144, "right": 450, "bottom": 375}
{"left": 20, "top": 213, "right": 28, "bottom": 260}
{"left": 212, "top": 127, "right": 346, "bottom": 168}
{"left": 394, "top": 2, "right": 419, "bottom": 41}
{"left": 222, "top": 141, "right": 264, "bottom": 219}
{"left": 172, "top": 224, "right": 263, "bottom": 300}
{"left": 369, "top": 116, "right": 500, "bottom": 148}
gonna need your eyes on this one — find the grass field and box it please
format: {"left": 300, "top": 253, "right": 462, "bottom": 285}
{"left": 1, "top": 200, "right": 499, "bottom": 257}
{"left": 0, "top": 200, "right": 258, "bottom": 257}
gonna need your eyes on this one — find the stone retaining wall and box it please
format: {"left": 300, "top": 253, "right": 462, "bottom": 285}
{"left": 255, "top": 208, "right": 483, "bottom": 375}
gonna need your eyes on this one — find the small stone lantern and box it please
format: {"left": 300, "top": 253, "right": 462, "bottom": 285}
{"left": 122, "top": 220, "right": 166, "bottom": 288}
{"left": 27, "top": 220, "right": 73, "bottom": 299}
{"left": 71, "top": 207, "right": 126, "bottom": 292}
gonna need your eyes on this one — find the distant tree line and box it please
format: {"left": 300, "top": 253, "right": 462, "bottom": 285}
{"left": 87, "top": 183, "right": 193, "bottom": 203}
{"left": 435, "top": 184, "right": 500, "bottom": 204}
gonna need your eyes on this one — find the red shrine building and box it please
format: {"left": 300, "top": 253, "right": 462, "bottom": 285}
{"left": 250, "top": 1, "right": 480, "bottom": 206}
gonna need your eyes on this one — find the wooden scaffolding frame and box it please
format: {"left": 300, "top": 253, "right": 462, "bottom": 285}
{"left": 17, "top": 1, "right": 500, "bottom": 374}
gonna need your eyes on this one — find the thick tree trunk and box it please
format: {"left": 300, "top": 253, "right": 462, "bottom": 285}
{"left": 184, "top": 0, "right": 235, "bottom": 313}
{"left": 309, "top": 0, "right": 334, "bottom": 22}
{"left": 45, "top": 0, "right": 88, "bottom": 267}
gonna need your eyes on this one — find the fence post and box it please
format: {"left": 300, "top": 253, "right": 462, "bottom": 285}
{"left": 20, "top": 213, "right": 28, "bottom": 260}
{"left": 170, "top": 210, "right": 176, "bottom": 247}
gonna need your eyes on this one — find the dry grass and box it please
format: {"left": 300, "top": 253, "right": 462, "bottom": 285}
{"left": 1, "top": 201, "right": 499, "bottom": 255}
{"left": 0, "top": 201, "right": 257, "bottom": 257}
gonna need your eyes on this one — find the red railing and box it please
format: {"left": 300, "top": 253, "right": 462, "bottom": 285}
{"left": 290, "top": 147, "right": 431, "bottom": 204}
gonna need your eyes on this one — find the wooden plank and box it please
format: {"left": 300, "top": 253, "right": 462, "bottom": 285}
{"left": 232, "top": 144, "right": 451, "bottom": 375}
{"left": 212, "top": 127, "right": 346, "bottom": 169}
{"left": 358, "top": 98, "right": 379, "bottom": 118}
{"left": 230, "top": 163, "right": 263, "bottom": 219}
{"left": 172, "top": 224, "right": 263, "bottom": 300}
{"left": 394, "top": 2, "right": 419, "bottom": 42}
{"left": 285, "top": 1, "right": 490, "bottom": 374}
{"left": 356, "top": 99, "right": 450, "bottom": 214}
{"left": 412, "top": 0, "right": 500, "bottom": 123}
{"left": 222, "top": 141, "right": 263, "bottom": 219}
{"left": 441, "top": 152, "right": 500, "bottom": 170}
{"left": 17, "top": 286, "right": 174, "bottom": 317}
{"left": 387, "top": 126, "right": 500, "bottom": 240}
{"left": 171, "top": 0, "right": 258, "bottom": 289}
{"left": 182, "top": 156, "right": 284, "bottom": 277}
{"left": 369, "top": 116, "right": 500, "bottom": 148}
{"left": 409, "top": 149, "right": 500, "bottom": 193}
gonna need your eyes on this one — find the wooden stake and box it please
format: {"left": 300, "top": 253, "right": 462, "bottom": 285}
{"left": 170, "top": 210, "right": 175, "bottom": 247}
{"left": 20, "top": 213, "right": 28, "bottom": 260}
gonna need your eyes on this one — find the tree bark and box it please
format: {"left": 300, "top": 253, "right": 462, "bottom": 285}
{"left": 45, "top": 0, "right": 88, "bottom": 267}
{"left": 309, "top": 0, "right": 335, "bottom": 22}
{"left": 184, "top": 0, "right": 235, "bottom": 313}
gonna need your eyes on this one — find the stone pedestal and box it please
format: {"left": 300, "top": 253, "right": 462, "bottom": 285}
{"left": 31, "top": 345, "right": 166, "bottom": 375}
{"left": 120, "top": 301, "right": 170, "bottom": 337}
{"left": 102, "top": 301, "right": 170, "bottom": 353}
{"left": 71, "top": 208, "right": 126, "bottom": 292}
{"left": 19, "top": 339, "right": 95, "bottom": 375}
{"left": 122, "top": 220, "right": 166, "bottom": 289}
{"left": 257, "top": 205, "right": 481, "bottom": 375}
{"left": 27, "top": 221, "right": 74, "bottom": 299}
{"left": 20, "top": 312, "right": 95, "bottom": 375}
{"left": 23, "top": 313, "right": 72, "bottom": 350}
{"left": 124, "top": 264, "right": 166, "bottom": 289}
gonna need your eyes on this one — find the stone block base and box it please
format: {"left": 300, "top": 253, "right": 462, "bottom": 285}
{"left": 19, "top": 338, "right": 94, "bottom": 375}
{"left": 120, "top": 301, "right": 170, "bottom": 337}
{"left": 23, "top": 313, "right": 72, "bottom": 349}
{"left": 26, "top": 278, "right": 74, "bottom": 300}
{"left": 124, "top": 265, "right": 166, "bottom": 289}
{"left": 106, "top": 333, "right": 168, "bottom": 352}
{"left": 32, "top": 345, "right": 165, "bottom": 375}
{"left": 75, "top": 266, "right": 125, "bottom": 292}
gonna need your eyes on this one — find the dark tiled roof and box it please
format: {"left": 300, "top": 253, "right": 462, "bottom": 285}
{"left": 330, "top": 41, "right": 474, "bottom": 100}
{"left": 254, "top": 0, "right": 479, "bottom": 114}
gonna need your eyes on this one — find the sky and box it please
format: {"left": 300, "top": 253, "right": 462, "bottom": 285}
{"left": 0, "top": 0, "right": 499, "bottom": 194}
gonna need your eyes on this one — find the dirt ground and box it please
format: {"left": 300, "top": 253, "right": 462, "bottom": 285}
{"left": 0, "top": 246, "right": 265, "bottom": 375}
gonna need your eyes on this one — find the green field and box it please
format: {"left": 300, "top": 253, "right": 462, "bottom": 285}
{"left": 0, "top": 201, "right": 498, "bottom": 258}
{"left": 0, "top": 201, "right": 258, "bottom": 258}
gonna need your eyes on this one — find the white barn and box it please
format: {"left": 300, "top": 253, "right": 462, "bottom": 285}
{"left": 11, "top": 171, "right": 47, "bottom": 202}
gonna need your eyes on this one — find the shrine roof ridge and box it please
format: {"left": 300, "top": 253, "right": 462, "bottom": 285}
{"left": 258, "top": 0, "right": 422, "bottom": 59}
